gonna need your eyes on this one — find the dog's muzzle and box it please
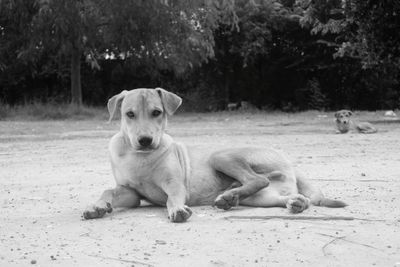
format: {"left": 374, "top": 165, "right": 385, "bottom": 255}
{"left": 137, "top": 135, "right": 155, "bottom": 151}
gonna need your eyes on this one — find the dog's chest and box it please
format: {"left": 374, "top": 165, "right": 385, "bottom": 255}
{"left": 112, "top": 154, "right": 167, "bottom": 204}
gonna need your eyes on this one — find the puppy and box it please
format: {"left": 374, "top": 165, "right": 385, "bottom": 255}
{"left": 83, "top": 88, "right": 347, "bottom": 223}
{"left": 335, "top": 110, "right": 377, "bottom": 134}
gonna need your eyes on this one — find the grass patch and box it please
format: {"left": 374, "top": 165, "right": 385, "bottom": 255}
{"left": 1, "top": 101, "right": 396, "bottom": 122}
{"left": 0, "top": 102, "right": 108, "bottom": 120}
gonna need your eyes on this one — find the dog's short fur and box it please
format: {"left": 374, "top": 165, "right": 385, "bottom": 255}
{"left": 335, "top": 109, "right": 377, "bottom": 134}
{"left": 83, "top": 88, "right": 347, "bottom": 223}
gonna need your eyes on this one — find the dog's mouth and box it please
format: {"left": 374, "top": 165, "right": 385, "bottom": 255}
{"left": 136, "top": 147, "right": 154, "bottom": 153}
{"left": 135, "top": 145, "right": 157, "bottom": 153}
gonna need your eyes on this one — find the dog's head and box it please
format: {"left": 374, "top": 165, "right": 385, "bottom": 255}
{"left": 335, "top": 110, "right": 352, "bottom": 123}
{"left": 107, "top": 88, "right": 182, "bottom": 152}
{"left": 334, "top": 109, "right": 352, "bottom": 133}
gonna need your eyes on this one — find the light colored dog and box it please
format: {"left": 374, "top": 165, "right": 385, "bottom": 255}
{"left": 83, "top": 88, "right": 347, "bottom": 223}
{"left": 335, "top": 109, "right": 377, "bottom": 134}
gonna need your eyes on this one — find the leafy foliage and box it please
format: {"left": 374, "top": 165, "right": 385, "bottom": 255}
{"left": 1, "top": 0, "right": 236, "bottom": 104}
{"left": 1, "top": 0, "right": 399, "bottom": 110}
{"left": 297, "top": 0, "right": 400, "bottom": 109}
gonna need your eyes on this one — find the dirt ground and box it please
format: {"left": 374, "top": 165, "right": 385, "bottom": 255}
{"left": 1, "top": 111, "right": 400, "bottom": 267}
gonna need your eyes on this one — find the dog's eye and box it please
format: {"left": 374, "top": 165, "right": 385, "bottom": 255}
{"left": 126, "top": 111, "right": 135, "bottom": 119}
{"left": 152, "top": 110, "right": 162, "bottom": 117}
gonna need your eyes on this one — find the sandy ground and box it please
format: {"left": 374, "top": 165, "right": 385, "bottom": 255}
{"left": 1, "top": 111, "right": 400, "bottom": 267}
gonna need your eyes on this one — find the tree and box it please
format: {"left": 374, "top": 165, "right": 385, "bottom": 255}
{"left": 7, "top": 0, "right": 236, "bottom": 106}
{"left": 0, "top": 0, "right": 39, "bottom": 102}
{"left": 208, "top": 0, "right": 296, "bottom": 104}
{"left": 298, "top": 0, "right": 400, "bottom": 108}
{"left": 0, "top": 0, "right": 106, "bottom": 105}
{"left": 298, "top": 0, "right": 400, "bottom": 68}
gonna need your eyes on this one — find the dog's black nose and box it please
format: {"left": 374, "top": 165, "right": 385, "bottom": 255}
{"left": 138, "top": 136, "right": 153, "bottom": 147}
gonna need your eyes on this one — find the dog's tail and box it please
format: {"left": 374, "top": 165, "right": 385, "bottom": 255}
{"left": 295, "top": 170, "right": 347, "bottom": 208}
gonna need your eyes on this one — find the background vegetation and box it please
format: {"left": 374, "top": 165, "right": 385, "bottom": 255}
{"left": 1, "top": 0, "right": 399, "bottom": 113}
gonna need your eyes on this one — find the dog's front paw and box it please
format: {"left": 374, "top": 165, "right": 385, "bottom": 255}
{"left": 286, "top": 194, "right": 310, "bottom": 213}
{"left": 214, "top": 191, "right": 239, "bottom": 210}
{"left": 83, "top": 200, "right": 113, "bottom": 220}
{"left": 168, "top": 205, "right": 192, "bottom": 223}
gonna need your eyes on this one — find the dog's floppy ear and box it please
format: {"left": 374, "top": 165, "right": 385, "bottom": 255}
{"left": 107, "top": 90, "right": 128, "bottom": 122}
{"left": 156, "top": 87, "right": 182, "bottom": 115}
{"left": 347, "top": 110, "right": 353, "bottom": 116}
{"left": 334, "top": 111, "right": 340, "bottom": 118}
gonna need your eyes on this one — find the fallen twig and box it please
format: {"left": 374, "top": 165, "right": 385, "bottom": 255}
{"left": 224, "top": 215, "right": 383, "bottom": 221}
{"left": 225, "top": 215, "right": 354, "bottom": 221}
{"left": 311, "top": 179, "right": 392, "bottom": 183}
{"left": 322, "top": 235, "right": 346, "bottom": 256}
{"left": 318, "top": 233, "right": 382, "bottom": 251}
{"left": 87, "top": 254, "right": 154, "bottom": 267}
{"left": 311, "top": 179, "right": 345, "bottom": 182}
{"left": 357, "top": 179, "right": 390, "bottom": 183}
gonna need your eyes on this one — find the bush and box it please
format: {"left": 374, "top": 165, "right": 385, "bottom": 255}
{"left": 179, "top": 80, "right": 223, "bottom": 112}
{"left": 0, "top": 102, "right": 107, "bottom": 120}
{"left": 295, "top": 79, "right": 328, "bottom": 110}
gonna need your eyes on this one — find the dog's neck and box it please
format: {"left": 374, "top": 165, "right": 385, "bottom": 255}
{"left": 156, "top": 134, "right": 174, "bottom": 154}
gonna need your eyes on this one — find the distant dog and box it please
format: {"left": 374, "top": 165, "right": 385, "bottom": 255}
{"left": 335, "top": 110, "right": 377, "bottom": 134}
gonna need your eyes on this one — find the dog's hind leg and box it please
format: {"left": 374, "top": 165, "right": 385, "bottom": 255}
{"left": 239, "top": 171, "right": 310, "bottom": 213}
{"left": 210, "top": 150, "right": 274, "bottom": 210}
{"left": 355, "top": 122, "right": 377, "bottom": 134}
{"left": 83, "top": 185, "right": 141, "bottom": 219}
{"left": 240, "top": 188, "right": 310, "bottom": 213}
{"left": 296, "top": 170, "right": 347, "bottom": 208}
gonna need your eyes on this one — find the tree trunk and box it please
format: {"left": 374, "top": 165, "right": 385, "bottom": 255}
{"left": 224, "top": 67, "right": 230, "bottom": 106}
{"left": 70, "top": 47, "right": 82, "bottom": 106}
